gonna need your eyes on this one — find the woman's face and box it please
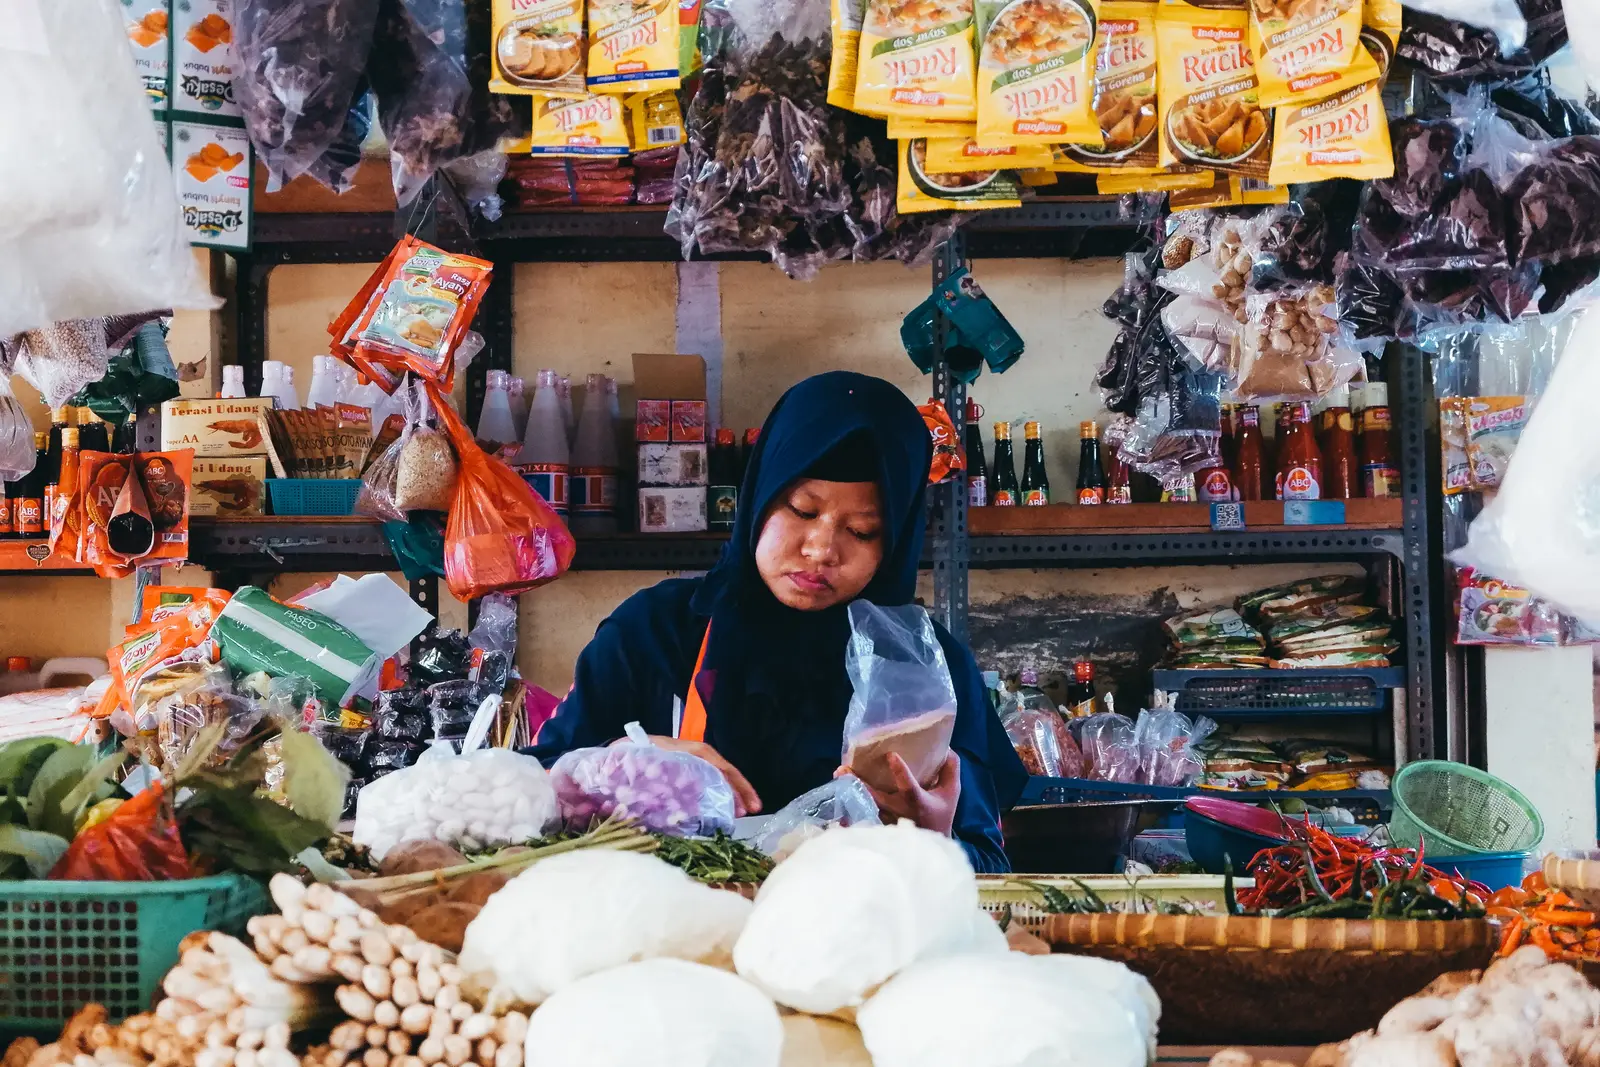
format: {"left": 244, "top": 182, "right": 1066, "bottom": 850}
{"left": 755, "top": 479, "right": 886, "bottom": 611}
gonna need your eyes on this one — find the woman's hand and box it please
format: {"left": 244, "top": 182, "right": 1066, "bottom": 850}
{"left": 627, "top": 735, "right": 764, "bottom": 816}
{"left": 845, "top": 752, "right": 961, "bottom": 837}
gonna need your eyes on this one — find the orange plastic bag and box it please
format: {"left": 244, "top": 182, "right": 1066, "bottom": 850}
{"left": 51, "top": 783, "right": 192, "bottom": 881}
{"left": 427, "top": 383, "right": 576, "bottom": 600}
{"left": 919, "top": 400, "right": 966, "bottom": 484}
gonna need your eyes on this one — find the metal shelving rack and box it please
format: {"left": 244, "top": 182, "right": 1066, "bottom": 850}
{"left": 172, "top": 195, "right": 1441, "bottom": 770}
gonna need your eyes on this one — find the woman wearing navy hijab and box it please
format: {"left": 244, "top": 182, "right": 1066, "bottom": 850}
{"left": 533, "top": 371, "right": 1027, "bottom": 871}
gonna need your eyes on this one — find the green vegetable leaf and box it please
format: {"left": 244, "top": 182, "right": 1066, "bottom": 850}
{"left": 275, "top": 729, "right": 350, "bottom": 832}
{"left": 0, "top": 738, "right": 71, "bottom": 796}
{"left": 56, "top": 752, "right": 127, "bottom": 834}
{"left": 26, "top": 745, "right": 99, "bottom": 836}
{"left": 0, "top": 824, "right": 71, "bottom": 877}
{"left": 177, "top": 776, "right": 328, "bottom": 875}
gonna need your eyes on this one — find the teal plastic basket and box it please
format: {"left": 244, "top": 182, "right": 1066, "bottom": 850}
{"left": 268, "top": 479, "right": 363, "bottom": 517}
{"left": 1389, "top": 761, "right": 1545, "bottom": 856}
{"left": 0, "top": 875, "right": 268, "bottom": 1034}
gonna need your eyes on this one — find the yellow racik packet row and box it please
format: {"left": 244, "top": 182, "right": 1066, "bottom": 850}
{"left": 527, "top": 92, "right": 633, "bottom": 156}
{"left": 491, "top": 0, "right": 587, "bottom": 99}
{"left": 975, "top": 0, "right": 1102, "bottom": 147}
{"left": 1248, "top": 0, "right": 1378, "bottom": 109}
{"left": 587, "top": 0, "right": 681, "bottom": 94}
{"left": 1265, "top": 8, "right": 1394, "bottom": 183}
{"left": 856, "top": 0, "right": 979, "bottom": 120}
{"left": 1155, "top": 2, "right": 1271, "bottom": 178}
{"left": 898, "top": 138, "right": 1025, "bottom": 210}
{"left": 1054, "top": 1, "right": 1160, "bottom": 172}
{"left": 925, "top": 137, "right": 1055, "bottom": 170}
{"left": 1096, "top": 167, "right": 1215, "bottom": 193}
{"left": 887, "top": 116, "right": 978, "bottom": 137}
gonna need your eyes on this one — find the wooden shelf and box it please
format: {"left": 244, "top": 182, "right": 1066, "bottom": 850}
{"left": 969, "top": 499, "right": 1403, "bottom": 537}
{"left": 0, "top": 538, "right": 96, "bottom": 576}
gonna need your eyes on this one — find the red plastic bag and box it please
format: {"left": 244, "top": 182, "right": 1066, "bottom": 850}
{"left": 427, "top": 383, "right": 576, "bottom": 600}
{"left": 51, "top": 783, "right": 192, "bottom": 881}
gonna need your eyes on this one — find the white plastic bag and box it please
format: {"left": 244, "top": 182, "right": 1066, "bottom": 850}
{"left": 0, "top": 0, "right": 214, "bottom": 338}
{"left": 841, "top": 603, "right": 958, "bottom": 793}
{"left": 352, "top": 694, "right": 559, "bottom": 860}
{"left": 1568, "top": 0, "right": 1600, "bottom": 95}
{"left": 1454, "top": 301, "right": 1600, "bottom": 626}
{"left": 748, "top": 776, "right": 880, "bottom": 861}
{"left": 550, "top": 722, "right": 737, "bottom": 837}
{"left": 1401, "top": 0, "right": 1528, "bottom": 52}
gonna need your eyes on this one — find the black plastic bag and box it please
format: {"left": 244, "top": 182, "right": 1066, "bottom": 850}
{"left": 235, "top": 0, "right": 382, "bottom": 191}
{"left": 1397, "top": 0, "right": 1568, "bottom": 86}
{"left": 1505, "top": 136, "right": 1600, "bottom": 266}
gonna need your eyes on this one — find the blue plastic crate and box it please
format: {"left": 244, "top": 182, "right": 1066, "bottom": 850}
{"left": 1150, "top": 667, "right": 1405, "bottom": 718}
{"left": 268, "top": 479, "right": 363, "bottom": 517}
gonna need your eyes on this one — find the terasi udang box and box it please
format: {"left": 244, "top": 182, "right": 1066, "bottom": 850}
{"left": 161, "top": 397, "right": 276, "bottom": 456}
{"left": 190, "top": 457, "right": 268, "bottom": 516}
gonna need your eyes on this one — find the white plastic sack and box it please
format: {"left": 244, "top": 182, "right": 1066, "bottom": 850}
{"left": 353, "top": 696, "right": 559, "bottom": 861}
{"left": 0, "top": 0, "right": 213, "bottom": 337}
{"left": 521, "top": 959, "right": 782, "bottom": 1067}
{"left": 459, "top": 850, "right": 753, "bottom": 1008}
{"left": 733, "top": 822, "right": 996, "bottom": 1016}
{"left": 856, "top": 953, "right": 1152, "bottom": 1067}
{"left": 1454, "top": 303, "right": 1600, "bottom": 626}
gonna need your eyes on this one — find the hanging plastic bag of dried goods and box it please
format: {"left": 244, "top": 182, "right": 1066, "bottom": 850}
{"left": 1398, "top": 0, "right": 1529, "bottom": 53}
{"left": 1455, "top": 300, "right": 1600, "bottom": 627}
{"left": 394, "top": 379, "right": 459, "bottom": 513}
{"left": 233, "top": 0, "right": 382, "bottom": 191}
{"left": 1399, "top": 0, "right": 1567, "bottom": 83}
{"left": 427, "top": 381, "right": 575, "bottom": 600}
{"left": 0, "top": 373, "right": 37, "bottom": 482}
{"left": 0, "top": 0, "right": 213, "bottom": 338}
{"left": 368, "top": 0, "right": 523, "bottom": 204}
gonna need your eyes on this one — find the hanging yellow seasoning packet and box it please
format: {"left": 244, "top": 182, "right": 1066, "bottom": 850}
{"left": 1249, "top": 0, "right": 1377, "bottom": 109}
{"left": 856, "top": 0, "right": 979, "bottom": 120}
{"left": 1266, "top": 21, "right": 1393, "bottom": 183}
{"left": 528, "top": 92, "right": 633, "bottom": 156}
{"left": 491, "top": 0, "right": 587, "bottom": 98}
{"left": 626, "top": 90, "right": 685, "bottom": 149}
{"left": 1156, "top": 4, "right": 1271, "bottom": 178}
{"left": 925, "top": 137, "right": 1054, "bottom": 170}
{"left": 831, "top": 0, "right": 869, "bottom": 109}
{"left": 887, "top": 116, "right": 978, "bottom": 138}
{"left": 1054, "top": 1, "right": 1159, "bottom": 172}
{"left": 587, "top": 0, "right": 680, "bottom": 94}
{"left": 1096, "top": 167, "right": 1215, "bottom": 193}
{"left": 898, "top": 138, "right": 1024, "bottom": 211}
{"left": 975, "top": 0, "right": 1102, "bottom": 147}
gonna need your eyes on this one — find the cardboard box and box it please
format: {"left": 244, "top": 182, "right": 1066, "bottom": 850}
{"left": 639, "top": 487, "right": 707, "bottom": 533}
{"left": 638, "top": 444, "right": 707, "bottom": 487}
{"left": 636, "top": 399, "right": 672, "bottom": 442}
{"left": 671, "top": 400, "right": 707, "bottom": 443}
{"left": 189, "top": 457, "right": 268, "bottom": 516}
{"left": 162, "top": 397, "right": 276, "bottom": 456}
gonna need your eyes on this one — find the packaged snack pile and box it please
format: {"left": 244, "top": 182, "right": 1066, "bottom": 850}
{"left": 1163, "top": 576, "right": 1398, "bottom": 669}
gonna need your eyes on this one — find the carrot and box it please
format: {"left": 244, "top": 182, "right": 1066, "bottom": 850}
{"left": 1524, "top": 871, "right": 1549, "bottom": 893}
{"left": 1499, "top": 915, "right": 1525, "bottom": 956}
{"left": 1531, "top": 908, "right": 1596, "bottom": 927}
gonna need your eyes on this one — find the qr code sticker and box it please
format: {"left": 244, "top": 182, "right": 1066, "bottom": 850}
{"left": 1210, "top": 502, "right": 1246, "bottom": 531}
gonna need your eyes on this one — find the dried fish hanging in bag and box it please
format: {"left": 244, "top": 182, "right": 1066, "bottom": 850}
{"left": 667, "top": 0, "right": 956, "bottom": 277}
{"left": 368, "top": 0, "right": 527, "bottom": 205}
{"left": 234, "top": 0, "right": 383, "bottom": 191}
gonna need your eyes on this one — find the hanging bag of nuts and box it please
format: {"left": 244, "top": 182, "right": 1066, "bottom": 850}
{"left": 394, "top": 379, "right": 460, "bottom": 513}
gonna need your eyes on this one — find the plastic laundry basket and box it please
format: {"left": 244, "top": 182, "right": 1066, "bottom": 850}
{"left": 1389, "top": 761, "right": 1544, "bottom": 856}
{"left": 0, "top": 874, "right": 268, "bottom": 1034}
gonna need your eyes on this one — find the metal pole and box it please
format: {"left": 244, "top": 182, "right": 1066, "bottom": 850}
{"left": 930, "top": 234, "right": 971, "bottom": 642}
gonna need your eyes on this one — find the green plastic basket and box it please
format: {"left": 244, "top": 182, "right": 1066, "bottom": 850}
{"left": 0, "top": 875, "right": 268, "bottom": 1035}
{"left": 1389, "top": 761, "right": 1545, "bottom": 856}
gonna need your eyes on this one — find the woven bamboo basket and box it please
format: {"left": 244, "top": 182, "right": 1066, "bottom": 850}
{"left": 1041, "top": 913, "right": 1495, "bottom": 1045}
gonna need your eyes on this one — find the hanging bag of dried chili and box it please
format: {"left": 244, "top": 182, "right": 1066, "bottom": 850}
{"left": 426, "top": 382, "right": 576, "bottom": 599}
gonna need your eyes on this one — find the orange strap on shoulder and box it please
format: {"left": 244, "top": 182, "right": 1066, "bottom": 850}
{"left": 678, "top": 625, "right": 712, "bottom": 743}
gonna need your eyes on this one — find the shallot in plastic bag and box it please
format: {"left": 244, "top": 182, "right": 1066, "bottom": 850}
{"left": 551, "top": 723, "right": 737, "bottom": 837}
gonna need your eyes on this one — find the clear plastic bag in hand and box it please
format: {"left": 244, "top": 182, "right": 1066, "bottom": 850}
{"left": 550, "top": 722, "right": 737, "bottom": 837}
{"left": 233, "top": 0, "right": 383, "bottom": 191}
{"left": 841, "top": 602, "right": 958, "bottom": 794}
{"left": 0, "top": 0, "right": 212, "bottom": 338}
{"left": 749, "top": 775, "right": 880, "bottom": 860}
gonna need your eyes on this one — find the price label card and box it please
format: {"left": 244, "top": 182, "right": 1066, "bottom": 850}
{"left": 1210, "top": 502, "right": 1246, "bottom": 531}
{"left": 1283, "top": 501, "right": 1347, "bottom": 526}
